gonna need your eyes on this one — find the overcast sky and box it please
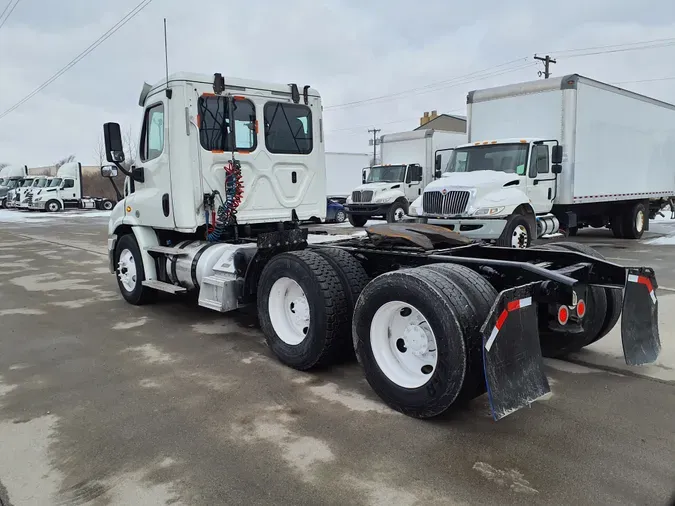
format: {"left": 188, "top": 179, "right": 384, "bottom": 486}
{"left": 0, "top": 0, "right": 674, "bottom": 167}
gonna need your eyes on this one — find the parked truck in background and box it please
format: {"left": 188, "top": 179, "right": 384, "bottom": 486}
{"left": 7, "top": 175, "right": 37, "bottom": 208}
{"left": 30, "top": 162, "right": 115, "bottom": 212}
{"left": 325, "top": 151, "right": 370, "bottom": 198}
{"left": 0, "top": 165, "right": 27, "bottom": 208}
{"left": 345, "top": 129, "right": 466, "bottom": 226}
{"left": 408, "top": 74, "right": 675, "bottom": 246}
{"left": 21, "top": 176, "right": 51, "bottom": 209}
{"left": 101, "top": 71, "right": 659, "bottom": 422}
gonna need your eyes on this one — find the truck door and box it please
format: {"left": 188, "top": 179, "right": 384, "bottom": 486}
{"left": 125, "top": 96, "right": 175, "bottom": 228}
{"left": 405, "top": 164, "right": 424, "bottom": 202}
{"left": 526, "top": 144, "right": 555, "bottom": 213}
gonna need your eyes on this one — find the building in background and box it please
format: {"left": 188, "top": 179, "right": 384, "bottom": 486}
{"left": 415, "top": 110, "right": 466, "bottom": 133}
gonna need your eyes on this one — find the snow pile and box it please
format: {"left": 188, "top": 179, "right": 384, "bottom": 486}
{"left": 0, "top": 209, "right": 111, "bottom": 224}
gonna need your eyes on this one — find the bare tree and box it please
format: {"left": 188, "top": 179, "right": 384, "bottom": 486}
{"left": 54, "top": 154, "right": 76, "bottom": 169}
{"left": 95, "top": 135, "right": 106, "bottom": 168}
{"left": 122, "top": 126, "right": 137, "bottom": 170}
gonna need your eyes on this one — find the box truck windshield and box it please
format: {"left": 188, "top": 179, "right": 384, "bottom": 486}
{"left": 445, "top": 144, "right": 528, "bottom": 175}
{"left": 367, "top": 165, "right": 406, "bottom": 183}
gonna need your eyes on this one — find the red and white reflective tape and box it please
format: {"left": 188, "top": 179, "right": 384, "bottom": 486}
{"left": 628, "top": 274, "right": 657, "bottom": 304}
{"left": 485, "top": 297, "right": 533, "bottom": 352}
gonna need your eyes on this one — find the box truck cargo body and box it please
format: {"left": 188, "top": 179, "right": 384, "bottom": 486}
{"left": 346, "top": 129, "right": 466, "bottom": 226}
{"left": 325, "top": 151, "right": 370, "bottom": 197}
{"left": 409, "top": 74, "right": 675, "bottom": 245}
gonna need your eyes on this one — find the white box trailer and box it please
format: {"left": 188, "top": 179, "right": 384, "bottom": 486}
{"left": 325, "top": 151, "right": 370, "bottom": 198}
{"left": 410, "top": 74, "right": 675, "bottom": 245}
{"left": 346, "top": 129, "right": 466, "bottom": 226}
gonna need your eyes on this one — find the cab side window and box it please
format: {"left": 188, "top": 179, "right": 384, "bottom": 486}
{"left": 63, "top": 179, "right": 75, "bottom": 188}
{"left": 140, "top": 103, "right": 165, "bottom": 162}
{"left": 530, "top": 145, "right": 549, "bottom": 176}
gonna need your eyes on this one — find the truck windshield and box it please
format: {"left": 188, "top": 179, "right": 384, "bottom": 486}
{"left": 21, "top": 180, "right": 34, "bottom": 187}
{"left": 366, "top": 165, "right": 406, "bottom": 183}
{"left": 49, "top": 178, "right": 62, "bottom": 188}
{"left": 36, "top": 179, "right": 48, "bottom": 187}
{"left": 445, "top": 144, "right": 528, "bottom": 175}
{"left": 6, "top": 180, "right": 19, "bottom": 189}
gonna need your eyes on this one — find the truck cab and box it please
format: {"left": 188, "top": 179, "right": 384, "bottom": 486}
{"left": 409, "top": 138, "right": 563, "bottom": 248}
{"left": 31, "top": 162, "right": 82, "bottom": 212}
{"left": 345, "top": 163, "right": 423, "bottom": 226}
{"left": 22, "top": 176, "right": 51, "bottom": 209}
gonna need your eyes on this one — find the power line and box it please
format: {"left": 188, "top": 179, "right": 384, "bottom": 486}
{"left": 612, "top": 76, "right": 675, "bottom": 85}
{"left": 534, "top": 54, "right": 556, "bottom": 78}
{"left": 324, "top": 58, "right": 531, "bottom": 111}
{"left": 0, "top": 0, "right": 22, "bottom": 32}
{"left": 0, "top": 0, "right": 155, "bottom": 121}
{"left": 543, "top": 36, "right": 675, "bottom": 57}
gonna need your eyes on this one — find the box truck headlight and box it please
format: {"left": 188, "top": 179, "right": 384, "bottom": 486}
{"left": 473, "top": 207, "right": 505, "bottom": 216}
{"left": 374, "top": 194, "right": 393, "bottom": 203}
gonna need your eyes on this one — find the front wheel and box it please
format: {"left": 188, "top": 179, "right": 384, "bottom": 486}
{"left": 348, "top": 214, "right": 368, "bottom": 227}
{"left": 334, "top": 209, "right": 346, "bottom": 223}
{"left": 386, "top": 200, "right": 408, "bottom": 223}
{"left": 496, "top": 214, "right": 532, "bottom": 248}
{"left": 114, "top": 234, "right": 156, "bottom": 305}
{"left": 46, "top": 200, "right": 62, "bottom": 213}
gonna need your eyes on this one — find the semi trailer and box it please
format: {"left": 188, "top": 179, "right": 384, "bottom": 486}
{"left": 345, "top": 130, "right": 466, "bottom": 226}
{"left": 408, "top": 74, "right": 675, "bottom": 246}
{"left": 102, "top": 72, "right": 660, "bottom": 421}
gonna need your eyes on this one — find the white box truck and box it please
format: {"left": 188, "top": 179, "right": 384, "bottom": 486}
{"left": 345, "top": 129, "right": 466, "bottom": 226}
{"left": 325, "top": 151, "right": 370, "bottom": 198}
{"left": 409, "top": 74, "right": 675, "bottom": 246}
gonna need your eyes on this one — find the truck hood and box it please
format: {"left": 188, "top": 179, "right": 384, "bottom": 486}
{"left": 425, "top": 171, "right": 520, "bottom": 192}
{"left": 353, "top": 182, "right": 404, "bottom": 192}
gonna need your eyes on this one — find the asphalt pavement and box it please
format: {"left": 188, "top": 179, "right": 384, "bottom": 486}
{"left": 0, "top": 210, "right": 674, "bottom": 506}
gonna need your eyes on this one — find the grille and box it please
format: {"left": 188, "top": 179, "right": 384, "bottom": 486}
{"left": 26, "top": 193, "right": 33, "bottom": 206}
{"left": 422, "top": 191, "right": 470, "bottom": 216}
{"left": 351, "top": 190, "right": 374, "bottom": 203}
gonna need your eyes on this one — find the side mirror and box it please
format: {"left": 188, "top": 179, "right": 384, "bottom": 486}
{"left": 435, "top": 169, "right": 442, "bottom": 179}
{"left": 103, "top": 122, "right": 125, "bottom": 163}
{"left": 362, "top": 169, "right": 367, "bottom": 184}
{"left": 101, "top": 165, "right": 118, "bottom": 178}
{"left": 435, "top": 154, "right": 442, "bottom": 172}
{"left": 551, "top": 145, "right": 563, "bottom": 164}
{"left": 552, "top": 164, "right": 563, "bottom": 174}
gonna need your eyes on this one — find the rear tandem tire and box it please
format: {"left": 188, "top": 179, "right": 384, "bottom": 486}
{"left": 353, "top": 267, "right": 472, "bottom": 418}
{"left": 622, "top": 201, "right": 647, "bottom": 240}
{"left": 420, "top": 263, "right": 498, "bottom": 401}
{"left": 257, "top": 250, "right": 350, "bottom": 370}
{"left": 348, "top": 214, "right": 368, "bottom": 227}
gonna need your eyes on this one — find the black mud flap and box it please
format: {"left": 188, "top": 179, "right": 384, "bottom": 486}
{"left": 621, "top": 268, "right": 660, "bottom": 365}
{"left": 481, "top": 283, "right": 550, "bottom": 421}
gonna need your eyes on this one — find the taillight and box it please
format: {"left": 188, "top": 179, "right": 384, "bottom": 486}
{"left": 557, "top": 306, "right": 569, "bottom": 325}
{"left": 576, "top": 299, "right": 586, "bottom": 318}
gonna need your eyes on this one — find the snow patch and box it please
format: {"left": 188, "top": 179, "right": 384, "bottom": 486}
{"left": 645, "top": 234, "right": 675, "bottom": 245}
{"left": 0, "top": 209, "right": 111, "bottom": 223}
{"left": 472, "top": 462, "right": 538, "bottom": 494}
{"left": 9, "top": 363, "right": 30, "bottom": 371}
{"left": 123, "top": 344, "right": 178, "bottom": 364}
{"left": 10, "top": 272, "right": 98, "bottom": 292}
{"left": 0, "top": 308, "right": 46, "bottom": 316}
{"left": 0, "top": 375, "right": 18, "bottom": 398}
{"left": 139, "top": 378, "right": 161, "bottom": 389}
{"left": 113, "top": 317, "right": 149, "bottom": 330}
{"left": 308, "top": 383, "right": 393, "bottom": 414}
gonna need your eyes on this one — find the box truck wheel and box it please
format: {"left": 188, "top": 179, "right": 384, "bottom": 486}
{"left": 257, "top": 250, "right": 350, "bottom": 370}
{"left": 622, "top": 201, "right": 647, "bottom": 239}
{"left": 420, "top": 263, "right": 497, "bottom": 401}
{"left": 348, "top": 214, "right": 368, "bottom": 227}
{"left": 386, "top": 199, "right": 408, "bottom": 223}
{"left": 114, "top": 234, "right": 157, "bottom": 305}
{"left": 353, "top": 267, "right": 470, "bottom": 418}
{"left": 496, "top": 214, "right": 532, "bottom": 248}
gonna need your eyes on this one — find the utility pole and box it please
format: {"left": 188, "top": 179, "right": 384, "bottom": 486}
{"left": 368, "top": 128, "right": 381, "bottom": 166}
{"left": 534, "top": 54, "right": 556, "bottom": 79}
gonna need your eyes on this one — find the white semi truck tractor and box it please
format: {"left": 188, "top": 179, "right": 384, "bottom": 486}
{"left": 7, "top": 175, "right": 37, "bottom": 209}
{"left": 408, "top": 74, "right": 675, "bottom": 246}
{"left": 102, "top": 71, "right": 661, "bottom": 421}
{"left": 0, "top": 165, "right": 27, "bottom": 209}
{"left": 345, "top": 130, "right": 466, "bottom": 226}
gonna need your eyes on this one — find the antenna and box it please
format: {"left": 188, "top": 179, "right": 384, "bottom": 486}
{"left": 164, "top": 18, "right": 172, "bottom": 99}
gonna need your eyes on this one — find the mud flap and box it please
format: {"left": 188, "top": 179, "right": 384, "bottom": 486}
{"left": 621, "top": 268, "right": 660, "bottom": 365}
{"left": 481, "top": 283, "right": 550, "bottom": 421}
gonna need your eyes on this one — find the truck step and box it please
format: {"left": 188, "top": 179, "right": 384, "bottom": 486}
{"left": 142, "top": 279, "right": 187, "bottom": 294}
{"left": 145, "top": 246, "right": 191, "bottom": 256}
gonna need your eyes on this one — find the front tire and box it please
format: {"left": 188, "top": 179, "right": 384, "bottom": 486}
{"left": 348, "top": 214, "right": 368, "bottom": 227}
{"left": 353, "top": 267, "right": 471, "bottom": 418}
{"left": 496, "top": 214, "right": 532, "bottom": 248}
{"left": 334, "top": 209, "right": 346, "bottom": 223}
{"left": 386, "top": 200, "right": 408, "bottom": 223}
{"left": 46, "top": 200, "right": 61, "bottom": 213}
{"left": 114, "top": 234, "right": 156, "bottom": 305}
{"left": 257, "top": 250, "right": 350, "bottom": 370}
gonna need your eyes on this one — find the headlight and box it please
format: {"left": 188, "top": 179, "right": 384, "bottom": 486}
{"left": 408, "top": 206, "right": 419, "bottom": 217}
{"left": 346, "top": 197, "right": 353, "bottom": 204}
{"left": 473, "top": 206, "right": 505, "bottom": 216}
{"left": 374, "top": 195, "right": 392, "bottom": 203}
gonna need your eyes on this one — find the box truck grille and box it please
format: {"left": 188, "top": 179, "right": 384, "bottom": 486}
{"left": 351, "top": 190, "right": 373, "bottom": 203}
{"left": 423, "top": 191, "right": 470, "bottom": 215}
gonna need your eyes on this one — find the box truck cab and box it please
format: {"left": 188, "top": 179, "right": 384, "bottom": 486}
{"left": 345, "top": 130, "right": 466, "bottom": 226}
{"left": 409, "top": 74, "right": 675, "bottom": 246}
